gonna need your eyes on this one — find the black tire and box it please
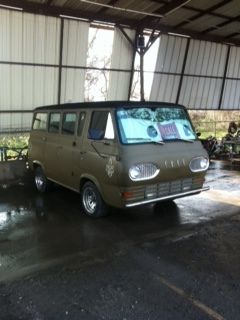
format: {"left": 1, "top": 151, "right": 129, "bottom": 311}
{"left": 34, "top": 166, "right": 51, "bottom": 193}
{"left": 81, "top": 181, "right": 108, "bottom": 218}
{"left": 35, "top": 196, "right": 47, "bottom": 220}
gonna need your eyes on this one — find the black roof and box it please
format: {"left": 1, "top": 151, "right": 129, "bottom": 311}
{"left": 35, "top": 101, "right": 186, "bottom": 111}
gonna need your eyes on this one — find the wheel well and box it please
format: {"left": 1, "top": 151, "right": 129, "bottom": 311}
{"left": 33, "top": 163, "right": 39, "bottom": 170}
{"left": 33, "top": 163, "right": 41, "bottom": 170}
{"left": 80, "top": 178, "right": 91, "bottom": 192}
{"left": 80, "top": 178, "right": 105, "bottom": 201}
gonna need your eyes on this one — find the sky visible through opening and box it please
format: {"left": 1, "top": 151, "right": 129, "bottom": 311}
{"left": 86, "top": 27, "right": 160, "bottom": 101}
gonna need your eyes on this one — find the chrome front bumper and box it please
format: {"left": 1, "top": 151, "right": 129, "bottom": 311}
{"left": 125, "top": 186, "right": 210, "bottom": 207}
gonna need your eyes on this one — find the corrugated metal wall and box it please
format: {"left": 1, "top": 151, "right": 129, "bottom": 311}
{"left": 150, "top": 35, "right": 187, "bottom": 103}
{"left": 61, "top": 19, "right": 89, "bottom": 103}
{"left": 222, "top": 46, "right": 240, "bottom": 110}
{"left": 0, "top": 11, "right": 60, "bottom": 64}
{"left": 0, "top": 10, "right": 60, "bottom": 132}
{"left": 150, "top": 34, "right": 240, "bottom": 110}
{"left": 0, "top": 9, "right": 89, "bottom": 133}
{"left": 179, "top": 40, "right": 227, "bottom": 109}
{"left": 0, "top": 11, "right": 60, "bottom": 109}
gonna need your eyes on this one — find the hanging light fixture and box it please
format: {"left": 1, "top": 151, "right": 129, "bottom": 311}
{"left": 137, "top": 35, "right": 145, "bottom": 49}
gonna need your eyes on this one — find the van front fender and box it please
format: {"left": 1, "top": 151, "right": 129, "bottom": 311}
{"left": 32, "top": 160, "right": 46, "bottom": 172}
{"left": 79, "top": 174, "right": 103, "bottom": 196}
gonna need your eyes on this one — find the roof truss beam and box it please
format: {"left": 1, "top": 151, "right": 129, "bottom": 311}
{"left": 153, "top": 0, "right": 192, "bottom": 16}
{"left": 146, "top": 21, "right": 239, "bottom": 45}
{"left": 175, "top": 0, "right": 232, "bottom": 28}
{"left": 97, "top": 0, "right": 119, "bottom": 15}
{"left": 201, "top": 14, "right": 240, "bottom": 34}
{"left": 0, "top": 0, "right": 135, "bottom": 25}
{"left": 139, "top": 0, "right": 191, "bottom": 27}
{"left": 0, "top": 0, "right": 239, "bottom": 46}
{"left": 150, "top": 0, "right": 235, "bottom": 21}
{"left": 224, "top": 32, "right": 240, "bottom": 40}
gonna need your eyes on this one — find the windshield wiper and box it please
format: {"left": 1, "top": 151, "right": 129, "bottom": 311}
{"left": 126, "top": 138, "right": 165, "bottom": 145}
{"left": 127, "top": 138, "right": 150, "bottom": 141}
{"left": 150, "top": 140, "right": 165, "bottom": 145}
{"left": 173, "top": 138, "right": 195, "bottom": 143}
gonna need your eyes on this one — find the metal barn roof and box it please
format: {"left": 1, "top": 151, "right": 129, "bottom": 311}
{"left": 0, "top": 0, "right": 240, "bottom": 46}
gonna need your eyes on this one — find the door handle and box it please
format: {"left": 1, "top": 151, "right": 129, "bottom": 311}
{"left": 72, "top": 141, "right": 76, "bottom": 147}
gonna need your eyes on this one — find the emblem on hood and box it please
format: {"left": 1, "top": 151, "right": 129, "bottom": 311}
{"left": 164, "top": 159, "right": 186, "bottom": 168}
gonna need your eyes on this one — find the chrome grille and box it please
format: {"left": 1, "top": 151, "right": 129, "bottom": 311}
{"left": 124, "top": 177, "right": 204, "bottom": 204}
{"left": 182, "top": 178, "right": 193, "bottom": 191}
{"left": 145, "top": 185, "right": 158, "bottom": 199}
{"left": 170, "top": 180, "right": 182, "bottom": 194}
{"left": 158, "top": 182, "right": 170, "bottom": 196}
{"left": 158, "top": 178, "right": 195, "bottom": 196}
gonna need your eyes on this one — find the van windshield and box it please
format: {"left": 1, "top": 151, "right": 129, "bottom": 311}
{"left": 116, "top": 106, "right": 196, "bottom": 144}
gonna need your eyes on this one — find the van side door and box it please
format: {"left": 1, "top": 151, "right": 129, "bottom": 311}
{"left": 44, "top": 112, "right": 61, "bottom": 181}
{"left": 57, "top": 112, "right": 78, "bottom": 188}
{"left": 79, "top": 110, "right": 119, "bottom": 189}
{"left": 29, "top": 112, "right": 48, "bottom": 169}
{"left": 71, "top": 111, "right": 87, "bottom": 190}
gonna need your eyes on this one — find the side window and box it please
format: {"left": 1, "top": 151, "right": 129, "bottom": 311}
{"left": 49, "top": 113, "right": 61, "bottom": 133}
{"left": 88, "top": 111, "right": 114, "bottom": 140}
{"left": 78, "top": 112, "right": 86, "bottom": 136}
{"left": 62, "top": 113, "right": 77, "bottom": 135}
{"left": 33, "top": 113, "right": 47, "bottom": 130}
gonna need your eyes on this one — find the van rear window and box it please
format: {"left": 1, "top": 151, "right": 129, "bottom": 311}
{"left": 62, "top": 113, "right": 77, "bottom": 135}
{"left": 33, "top": 113, "right": 48, "bottom": 130}
{"left": 49, "top": 113, "right": 61, "bottom": 133}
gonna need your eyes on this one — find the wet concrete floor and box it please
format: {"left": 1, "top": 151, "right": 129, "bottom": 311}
{"left": 0, "top": 160, "right": 240, "bottom": 319}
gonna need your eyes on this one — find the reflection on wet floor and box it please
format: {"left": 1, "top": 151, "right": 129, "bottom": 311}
{"left": 0, "top": 160, "right": 240, "bottom": 280}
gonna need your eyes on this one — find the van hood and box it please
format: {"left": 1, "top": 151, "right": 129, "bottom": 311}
{"left": 118, "top": 141, "right": 208, "bottom": 186}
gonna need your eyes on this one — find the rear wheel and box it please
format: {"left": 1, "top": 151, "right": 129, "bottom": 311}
{"left": 34, "top": 166, "right": 52, "bottom": 193}
{"left": 81, "top": 181, "right": 108, "bottom": 218}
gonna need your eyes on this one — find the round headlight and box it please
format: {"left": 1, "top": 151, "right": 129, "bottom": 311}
{"left": 129, "top": 166, "right": 141, "bottom": 180}
{"left": 189, "top": 157, "right": 209, "bottom": 172}
{"left": 129, "top": 163, "right": 160, "bottom": 181}
{"left": 200, "top": 158, "right": 208, "bottom": 169}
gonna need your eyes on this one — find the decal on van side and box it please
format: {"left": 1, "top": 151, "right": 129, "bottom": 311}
{"left": 106, "top": 157, "right": 115, "bottom": 178}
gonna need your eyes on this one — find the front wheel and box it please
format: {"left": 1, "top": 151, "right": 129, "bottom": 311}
{"left": 81, "top": 182, "right": 108, "bottom": 218}
{"left": 34, "top": 166, "right": 52, "bottom": 193}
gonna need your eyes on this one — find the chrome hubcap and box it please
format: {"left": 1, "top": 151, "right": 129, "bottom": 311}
{"left": 35, "top": 175, "right": 44, "bottom": 190}
{"left": 83, "top": 187, "right": 97, "bottom": 214}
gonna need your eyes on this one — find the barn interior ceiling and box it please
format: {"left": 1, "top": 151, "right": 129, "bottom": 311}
{"left": 0, "top": 0, "right": 240, "bottom": 46}
{"left": 1, "top": 0, "right": 240, "bottom": 130}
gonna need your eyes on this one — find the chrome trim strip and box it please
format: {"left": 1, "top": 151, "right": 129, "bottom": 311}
{"left": 125, "top": 186, "right": 210, "bottom": 207}
{"left": 47, "top": 177, "right": 79, "bottom": 193}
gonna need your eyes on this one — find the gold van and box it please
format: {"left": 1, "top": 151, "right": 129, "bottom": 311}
{"left": 28, "top": 101, "right": 209, "bottom": 217}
